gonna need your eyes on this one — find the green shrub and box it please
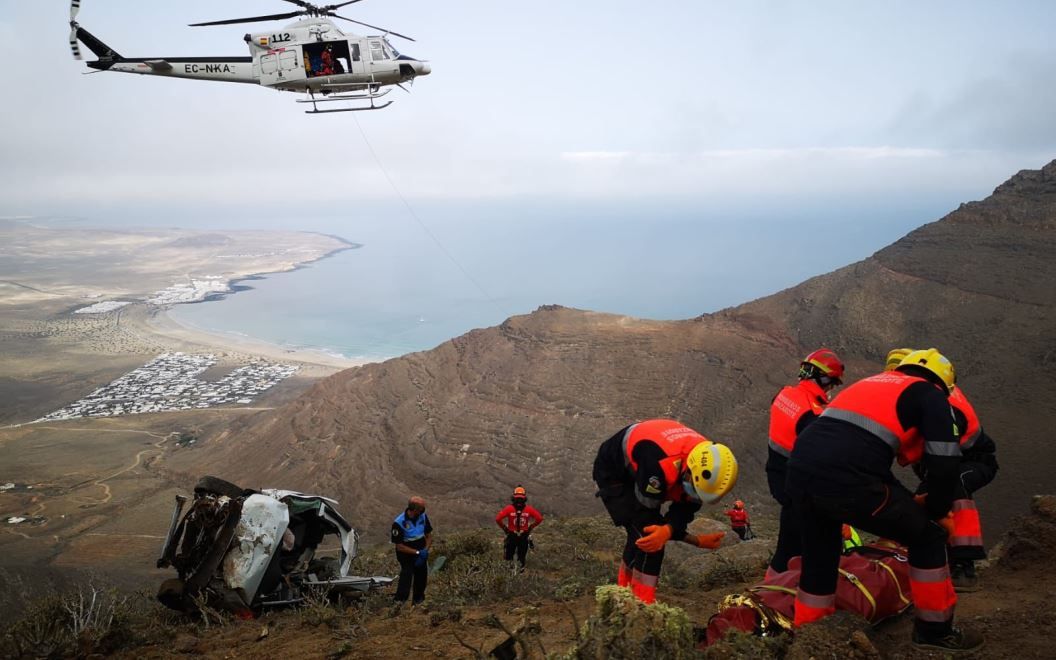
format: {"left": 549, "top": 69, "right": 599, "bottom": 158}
{"left": 559, "top": 585, "right": 695, "bottom": 660}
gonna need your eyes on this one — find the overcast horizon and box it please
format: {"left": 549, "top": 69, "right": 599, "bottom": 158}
{"left": 2, "top": 1, "right": 1055, "bottom": 335}
{"left": 2, "top": 2, "right": 1054, "bottom": 211}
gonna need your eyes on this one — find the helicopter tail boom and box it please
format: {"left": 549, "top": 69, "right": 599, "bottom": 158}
{"left": 72, "top": 25, "right": 123, "bottom": 68}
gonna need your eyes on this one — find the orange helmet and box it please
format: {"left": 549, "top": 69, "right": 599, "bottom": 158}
{"left": 512, "top": 486, "right": 527, "bottom": 502}
{"left": 734, "top": 500, "right": 744, "bottom": 509}
{"left": 800, "top": 348, "right": 845, "bottom": 385}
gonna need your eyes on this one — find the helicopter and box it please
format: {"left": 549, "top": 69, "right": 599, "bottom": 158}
{"left": 68, "top": 0, "right": 431, "bottom": 113}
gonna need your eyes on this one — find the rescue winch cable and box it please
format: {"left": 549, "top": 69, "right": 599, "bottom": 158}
{"left": 351, "top": 114, "right": 496, "bottom": 307}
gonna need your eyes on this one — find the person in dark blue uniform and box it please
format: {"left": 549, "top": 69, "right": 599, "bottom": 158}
{"left": 391, "top": 495, "right": 433, "bottom": 606}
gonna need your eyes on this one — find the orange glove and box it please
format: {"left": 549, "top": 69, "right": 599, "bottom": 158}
{"left": 937, "top": 514, "right": 955, "bottom": 537}
{"left": 841, "top": 524, "right": 853, "bottom": 540}
{"left": 913, "top": 494, "right": 927, "bottom": 507}
{"left": 685, "top": 532, "right": 725, "bottom": 549}
{"left": 635, "top": 525, "right": 673, "bottom": 553}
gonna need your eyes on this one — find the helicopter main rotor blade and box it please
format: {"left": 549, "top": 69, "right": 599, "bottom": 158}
{"left": 324, "top": 1, "right": 366, "bottom": 10}
{"left": 70, "top": 0, "right": 80, "bottom": 22}
{"left": 189, "top": 11, "right": 305, "bottom": 27}
{"left": 331, "top": 14, "right": 415, "bottom": 41}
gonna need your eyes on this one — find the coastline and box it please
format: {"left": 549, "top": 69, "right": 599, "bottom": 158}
{"left": 139, "top": 305, "right": 374, "bottom": 374}
{"left": 198, "top": 241, "right": 362, "bottom": 304}
{"left": 1, "top": 226, "right": 376, "bottom": 389}
{"left": 135, "top": 239, "right": 376, "bottom": 373}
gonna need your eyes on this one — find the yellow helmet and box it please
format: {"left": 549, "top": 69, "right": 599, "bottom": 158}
{"left": 683, "top": 441, "right": 738, "bottom": 504}
{"left": 897, "top": 348, "right": 956, "bottom": 393}
{"left": 885, "top": 347, "right": 915, "bottom": 371}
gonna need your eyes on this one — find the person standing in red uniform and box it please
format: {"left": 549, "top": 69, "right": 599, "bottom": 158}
{"left": 724, "top": 500, "right": 751, "bottom": 540}
{"left": 592, "top": 419, "right": 738, "bottom": 603}
{"left": 766, "top": 348, "right": 845, "bottom": 578}
{"left": 495, "top": 485, "right": 544, "bottom": 572}
{"left": 885, "top": 348, "right": 999, "bottom": 592}
{"left": 787, "top": 348, "right": 983, "bottom": 652}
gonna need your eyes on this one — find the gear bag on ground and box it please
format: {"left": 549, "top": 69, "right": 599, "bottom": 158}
{"left": 704, "top": 543, "right": 912, "bottom": 646}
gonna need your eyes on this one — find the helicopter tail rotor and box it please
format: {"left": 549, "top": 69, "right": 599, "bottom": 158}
{"left": 66, "top": 0, "right": 122, "bottom": 67}
{"left": 69, "top": 26, "right": 83, "bottom": 60}
{"left": 69, "top": 0, "right": 83, "bottom": 60}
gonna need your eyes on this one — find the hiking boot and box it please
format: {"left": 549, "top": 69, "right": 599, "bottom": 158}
{"left": 951, "top": 560, "right": 980, "bottom": 593}
{"left": 912, "top": 626, "right": 984, "bottom": 653}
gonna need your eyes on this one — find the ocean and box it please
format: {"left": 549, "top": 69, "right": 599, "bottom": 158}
{"left": 160, "top": 198, "right": 954, "bottom": 361}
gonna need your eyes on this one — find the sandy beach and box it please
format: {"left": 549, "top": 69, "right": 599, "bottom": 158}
{"left": 142, "top": 304, "right": 372, "bottom": 374}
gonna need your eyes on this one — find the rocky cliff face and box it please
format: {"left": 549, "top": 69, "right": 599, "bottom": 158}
{"left": 175, "top": 161, "right": 1056, "bottom": 543}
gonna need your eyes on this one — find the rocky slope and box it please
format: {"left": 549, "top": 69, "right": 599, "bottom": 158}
{"left": 172, "top": 160, "right": 1056, "bottom": 544}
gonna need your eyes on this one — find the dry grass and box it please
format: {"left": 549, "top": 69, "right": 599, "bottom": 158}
{"left": 0, "top": 515, "right": 725, "bottom": 658}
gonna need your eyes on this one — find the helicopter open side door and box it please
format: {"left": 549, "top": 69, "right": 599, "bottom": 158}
{"left": 258, "top": 47, "right": 304, "bottom": 87}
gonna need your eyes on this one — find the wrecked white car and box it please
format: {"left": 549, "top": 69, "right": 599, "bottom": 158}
{"left": 156, "top": 476, "right": 391, "bottom": 612}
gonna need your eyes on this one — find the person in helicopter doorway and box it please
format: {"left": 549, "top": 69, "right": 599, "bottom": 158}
{"left": 495, "top": 486, "right": 544, "bottom": 572}
{"left": 307, "top": 49, "right": 323, "bottom": 77}
{"left": 320, "top": 46, "right": 336, "bottom": 76}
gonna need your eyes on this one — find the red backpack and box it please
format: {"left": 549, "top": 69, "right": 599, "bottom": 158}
{"left": 705, "top": 544, "right": 912, "bottom": 646}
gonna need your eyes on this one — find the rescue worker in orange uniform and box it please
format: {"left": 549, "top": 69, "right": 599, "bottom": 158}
{"left": 786, "top": 349, "right": 983, "bottom": 652}
{"left": 766, "top": 349, "right": 845, "bottom": 578}
{"left": 495, "top": 485, "right": 544, "bottom": 571}
{"left": 724, "top": 500, "right": 751, "bottom": 540}
{"left": 592, "top": 419, "right": 738, "bottom": 603}
{"left": 885, "top": 348, "right": 999, "bottom": 592}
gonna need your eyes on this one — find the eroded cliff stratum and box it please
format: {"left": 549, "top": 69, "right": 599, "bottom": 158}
{"left": 174, "top": 160, "right": 1056, "bottom": 542}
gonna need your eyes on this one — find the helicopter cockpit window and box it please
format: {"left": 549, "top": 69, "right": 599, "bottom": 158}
{"left": 369, "top": 40, "right": 389, "bottom": 61}
{"left": 303, "top": 41, "right": 352, "bottom": 78}
{"left": 384, "top": 40, "right": 400, "bottom": 58}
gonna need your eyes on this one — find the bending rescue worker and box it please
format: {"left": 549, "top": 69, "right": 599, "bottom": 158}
{"left": 885, "top": 348, "right": 999, "bottom": 592}
{"left": 592, "top": 418, "right": 737, "bottom": 603}
{"left": 786, "top": 348, "right": 983, "bottom": 653}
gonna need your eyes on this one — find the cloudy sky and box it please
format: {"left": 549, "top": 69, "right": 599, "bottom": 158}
{"left": 1, "top": 1, "right": 1054, "bottom": 219}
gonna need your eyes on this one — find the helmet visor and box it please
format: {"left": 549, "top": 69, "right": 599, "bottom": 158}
{"left": 681, "top": 476, "right": 702, "bottom": 503}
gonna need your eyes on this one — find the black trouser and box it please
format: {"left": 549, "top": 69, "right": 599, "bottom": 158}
{"left": 732, "top": 526, "right": 748, "bottom": 541}
{"left": 791, "top": 478, "right": 953, "bottom": 637}
{"left": 770, "top": 502, "right": 802, "bottom": 572}
{"left": 959, "top": 459, "right": 997, "bottom": 496}
{"left": 394, "top": 552, "right": 427, "bottom": 604}
{"left": 767, "top": 451, "right": 801, "bottom": 573}
{"left": 504, "top": 532, "right": 530, "bottom": 567}
{"left": 597, "top": 481, "right": 667, "bottom": 580}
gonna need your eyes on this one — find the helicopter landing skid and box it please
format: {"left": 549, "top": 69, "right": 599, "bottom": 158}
{"left": 300, "top": 88, "right": 393, "bottom": 114}
{"left": 304, "top": 102, "right": 393, "bottom": 114}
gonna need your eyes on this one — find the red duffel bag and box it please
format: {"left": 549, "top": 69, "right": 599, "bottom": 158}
{"left": 704, "top": 544, "right": 912, "bottom": 647}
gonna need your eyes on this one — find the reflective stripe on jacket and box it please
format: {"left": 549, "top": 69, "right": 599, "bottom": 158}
{"left": 821, "top": 371, "right": 937, "bottom": 466}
